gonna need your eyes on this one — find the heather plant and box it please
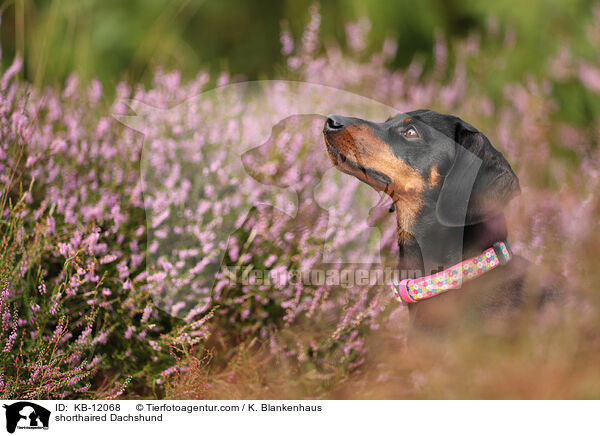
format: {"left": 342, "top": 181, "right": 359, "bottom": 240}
{"left": 1, "top": 3, "right": 600, "bottom": 399}
{"left": 0, "top": 62, "right": 191, "bottom": 399}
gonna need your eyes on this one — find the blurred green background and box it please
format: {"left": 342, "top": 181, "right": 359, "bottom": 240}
{"left": 0, "top": 0, "right": 598, "bottom": 108}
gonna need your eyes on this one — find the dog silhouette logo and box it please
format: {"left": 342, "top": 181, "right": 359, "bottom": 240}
{"left": 2, "top": 402, "right": 50, "bottom": 433}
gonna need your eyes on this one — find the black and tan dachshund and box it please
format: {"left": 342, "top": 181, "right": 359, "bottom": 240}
{"left": 323, "top": 109, "right": 557, "bottom": 336}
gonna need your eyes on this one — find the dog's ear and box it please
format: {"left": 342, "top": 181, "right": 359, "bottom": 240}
{"left": 436, "top": 118, "right": 520, "bottom": 226}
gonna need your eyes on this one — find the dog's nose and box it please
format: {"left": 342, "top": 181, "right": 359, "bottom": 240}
{"left": 324, "top": 114, "right": 346, "bottom": 132}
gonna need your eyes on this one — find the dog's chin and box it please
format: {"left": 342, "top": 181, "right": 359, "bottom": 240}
{"left": 325, "top": 142, "right": 392, "bottom": 193}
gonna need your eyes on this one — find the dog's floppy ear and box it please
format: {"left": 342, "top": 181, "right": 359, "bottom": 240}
{"left": 436, "top": 118, "right": 520, "bottom": 226}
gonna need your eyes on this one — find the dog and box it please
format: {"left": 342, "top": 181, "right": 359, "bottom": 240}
{"left": 323, "top": 109, "right": 557, "bottom": 337}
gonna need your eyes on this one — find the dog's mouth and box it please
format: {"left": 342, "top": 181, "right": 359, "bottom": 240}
{"left": 324, "top": 135, "right": 392, "bottom": 192}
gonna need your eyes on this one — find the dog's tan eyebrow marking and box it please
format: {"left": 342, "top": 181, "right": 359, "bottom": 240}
{"left": 401, "top": 117, "right": 413, "bottom": 124}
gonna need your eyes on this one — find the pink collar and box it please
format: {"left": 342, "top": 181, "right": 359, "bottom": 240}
{"left": 392, "top": 241, "right": 512, "bottom": 304}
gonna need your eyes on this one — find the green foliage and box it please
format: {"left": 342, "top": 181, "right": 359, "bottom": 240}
{"left": 1, "top": 0, "right": 598, "bottom": 124}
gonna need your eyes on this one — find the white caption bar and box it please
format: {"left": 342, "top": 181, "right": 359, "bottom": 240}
{"left": 0, "top": 400, "right": 595, "bottom": 436}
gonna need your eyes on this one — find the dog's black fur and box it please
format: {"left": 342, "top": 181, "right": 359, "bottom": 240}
{"left": 323, "top": 109, "right": 557, "bottom": 335}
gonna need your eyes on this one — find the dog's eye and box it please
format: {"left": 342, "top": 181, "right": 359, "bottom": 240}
{"left": 403, "top": 126, "right": 420, "bottom": 139}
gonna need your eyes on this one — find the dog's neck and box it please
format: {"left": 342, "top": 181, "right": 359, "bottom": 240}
{"left": 394, "top": 207, "right": 511, "bottom": 332}
{"left": 394, "top": 205, "right": 508, "bottom": 277}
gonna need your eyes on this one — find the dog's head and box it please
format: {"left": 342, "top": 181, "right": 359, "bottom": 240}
{"left": 323, "top": 109, "right": 520, "bottom": 231}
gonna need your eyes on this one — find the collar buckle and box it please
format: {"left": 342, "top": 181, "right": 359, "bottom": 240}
{"left": 391, "top": 278, "right": 415, "bottom": 306}
{"left": 492, "top": 241, "right": 512, "bottom": 265}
